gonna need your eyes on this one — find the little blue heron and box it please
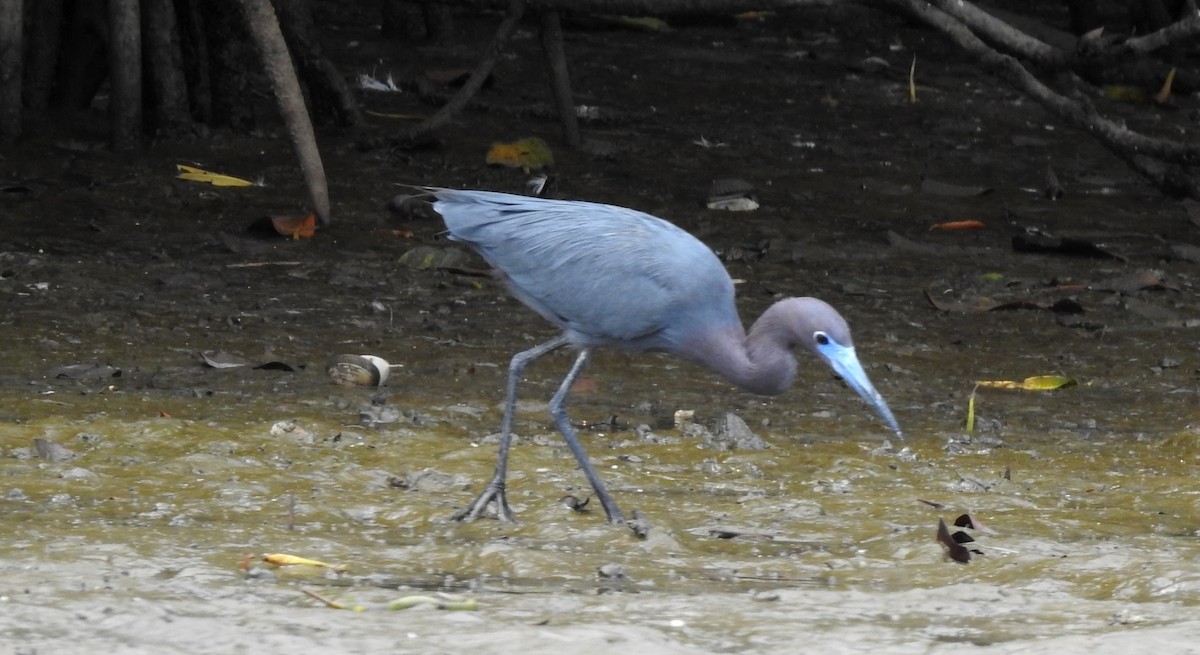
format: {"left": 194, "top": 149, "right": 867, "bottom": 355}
{"left": 430, "top": 188, "right": 901, "bottom": 524}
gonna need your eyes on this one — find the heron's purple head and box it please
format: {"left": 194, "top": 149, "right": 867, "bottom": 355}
{"left": 774, "top": 298, "right": 902, "bottom": 437}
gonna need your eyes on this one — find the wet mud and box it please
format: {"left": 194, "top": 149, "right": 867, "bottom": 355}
{"left": 3, "top": 4, "right": 1200, "bottom": 654}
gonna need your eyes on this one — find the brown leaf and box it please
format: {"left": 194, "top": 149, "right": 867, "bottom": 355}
{"left": 930, "top": 220, "right": 986, "bottom": 231}
{"left": 270, "top": 213, "right": 317, "bottom": 239}
{"left": 953, "top": 512, "right": 998, "bottom": 535}
{"left": 937, "top": 518, "right": 971, "bottom": 564}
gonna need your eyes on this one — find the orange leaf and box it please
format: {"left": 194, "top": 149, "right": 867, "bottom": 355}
{"left": 270, "top": 213, "right": 317, "bottom": 239}
{"left": 930, "top": 219, "right": 986, "bottom": 231}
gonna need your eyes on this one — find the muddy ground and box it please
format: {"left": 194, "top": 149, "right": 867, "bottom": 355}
{"left": 2, "top": 3, "right": 1200, "bottom": 654}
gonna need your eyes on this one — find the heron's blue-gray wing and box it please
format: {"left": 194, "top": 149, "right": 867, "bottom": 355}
{"left": 433, "top": 189, "right": 739, "bottom": 350}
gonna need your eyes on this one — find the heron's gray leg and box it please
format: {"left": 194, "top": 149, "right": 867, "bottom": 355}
{"left": 548, "top": 348, "right": 626, "bottom": 524}
{"left": 454, "top": 335, "right": 571, "bottom": 522}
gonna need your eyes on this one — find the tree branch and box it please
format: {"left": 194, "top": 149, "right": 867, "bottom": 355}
{"left": 878, "top": 0, "right": 1200, "bottom": 196}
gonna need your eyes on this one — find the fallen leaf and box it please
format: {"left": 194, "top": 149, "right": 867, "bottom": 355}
{"left": 908, "top": 54, "right": 917, "bottom": 103}
{"left": 263, "top": 553, "right": 345, "bottom": 572}
{"left": 603, "top": 15, "right": 671, "bottom": 32}
{"left": 176, "top": 164, "right": 256, "bottom": 187}
{"left": 954, "top": 513, "right": 998, "bottom": 535}
{"left": 1102, "top": 84, "right": 1148, "bottom": 103}
{"left": 201, "top": 351, "right": 256, "bottom": 369}
{"left": 269, "top": 213, "right": 317, "bottom": 239}
{"left": 485, "top": 137, "right": 554, "bottom": 171}
{"left": 930, "top": 219, "right": 986, "bottom": 231}
{"left": 1154, "top": 67, "right": 1176, "bottom": 104}
{"left": 975, "top": 375, "right": 1077, "bottom": 391}
{"left": 937, "top": 518, "right": 971, "bottom": 564}
{"left": 364, "top": 109, "right": 425, "bottom": 120}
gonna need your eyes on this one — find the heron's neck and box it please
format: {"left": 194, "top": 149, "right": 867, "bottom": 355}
{"left": 680, "top": 302, "right": 799, "bottom": 396}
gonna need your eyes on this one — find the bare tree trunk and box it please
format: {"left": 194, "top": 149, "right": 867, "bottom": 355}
{"left": 24, "top": 0, "right": 62, "bottom": 111}
{"left": 110, "top": 0, "right": 143, "bottom": 150}
{"left": 540, "top": 11, "right": 580, "bottom": 148}
{"left": 239, "top": 0, "right": 331, "bottom": 226}
{"left": 271, "top": 0, "right": 363, "bottom": 127}
{"left": 0, "top": 0, "right": 22, "bottom": 142}
{"left": 144, "top": 0, "right": 191, "bottom": 130}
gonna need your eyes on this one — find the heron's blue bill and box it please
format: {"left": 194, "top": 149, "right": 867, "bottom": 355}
{"left": 819, "top": 342, "right": 902, "bottom": 437}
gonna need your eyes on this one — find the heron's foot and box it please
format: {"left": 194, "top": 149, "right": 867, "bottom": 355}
{"left": 453, "top": 482, "right": 517, "bottom": 523}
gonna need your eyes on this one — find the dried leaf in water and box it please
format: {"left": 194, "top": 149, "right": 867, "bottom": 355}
{"left": 930, "top": 220, "right": 985, "bottom": 231}
{"left": 966, "top": 386, "right": 976, "bottom": 432}
{"left": 262, "top": 553, "right": 345, "bottom": 571}
{"left": 937, "top": 518, "right": 971, "bottom": 563}
{"left": 175, "top": 164, "right": 255, "bottom": 187}
{"left": 603, "top": 15, "right": 672, "bottom": 32}
{"left": 954, "top": 512, "right": 998, "bottom": 535}
{"left": 561, "top": 495, "right": 591, "bottom": 512}
{"left": 485, "top": 137, "right": 554, "bottom": 171}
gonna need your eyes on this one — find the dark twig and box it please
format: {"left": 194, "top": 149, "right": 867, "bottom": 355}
{"left": 879, "top": 0, "right": 1200, "bottom": 197}
{"left": 540, "top": 11, "right": 580, "bottom": 148}
{"left": 406, "top": 0, "right": 526, "bottom": 140}
{"left": 925, "top": 0, "right": 1069, "bottom": 68}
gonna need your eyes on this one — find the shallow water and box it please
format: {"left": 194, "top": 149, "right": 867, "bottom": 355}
{"left": 6, "top": 3, "right": 1200, "bottom": 653}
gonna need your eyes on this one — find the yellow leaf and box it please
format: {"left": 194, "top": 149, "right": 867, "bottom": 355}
{"left": 908, "top": 55, "right": 917, "bottom": 103}
{"left": 975, "top": 375, "right": 1077, "bottom": 391}
{"left": 176, "top": 164, "right": 255, "bottom": 187}
{"left": 1102, "top": 85, "right": 1148, "bottom": 104}
{"left": 485, "top": 137, "right": 554, "bottom": 172}
{"left": 262, "top": 553, "right": 345, "bottom": 571}
{"left": 966, "top": 386, "right": 976, "bottom": 433}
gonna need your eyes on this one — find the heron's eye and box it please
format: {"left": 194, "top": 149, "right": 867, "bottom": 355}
{"left": 814, "top": 332, "right": 830, "bottom": 346}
